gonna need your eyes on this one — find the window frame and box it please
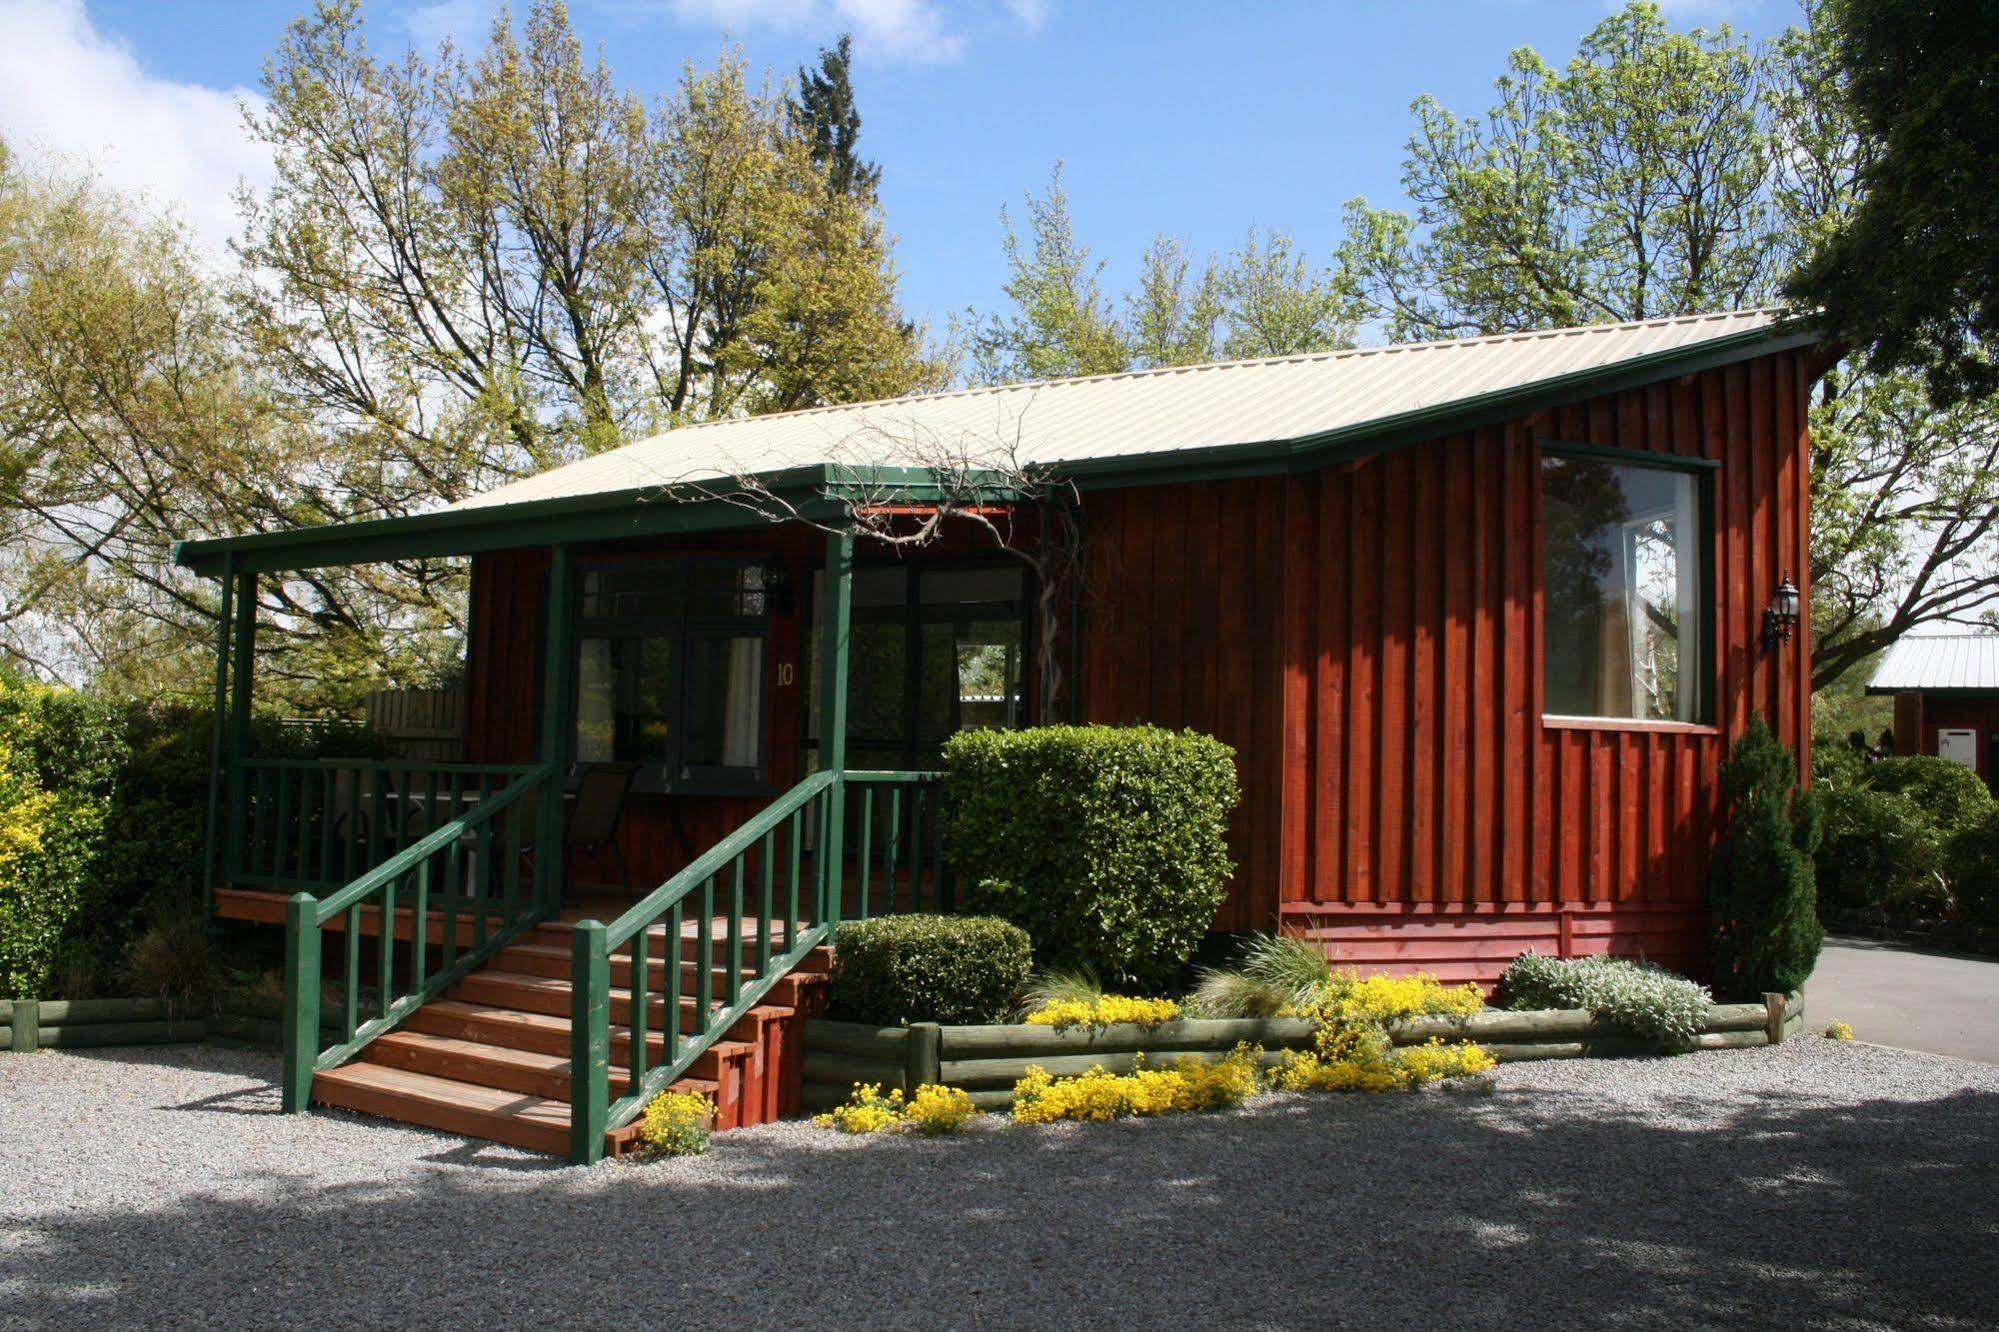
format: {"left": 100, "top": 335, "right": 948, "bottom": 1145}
{"left": 569, "top": 553, "right": 773, "bottom": 795}
{"left": 1536, "top": 440, "right": 1719, "bottom": 733}
{"left": 802, "top": 555, "right": 1033, "bottom": 770}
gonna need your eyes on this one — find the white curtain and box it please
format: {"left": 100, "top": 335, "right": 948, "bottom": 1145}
{"left": 722, "top": 637, "right": 762, "bottom": 768}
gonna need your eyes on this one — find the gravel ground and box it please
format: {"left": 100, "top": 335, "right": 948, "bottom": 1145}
{"left": 2, "top": 1038, "right": 1995, "bottom": 1330}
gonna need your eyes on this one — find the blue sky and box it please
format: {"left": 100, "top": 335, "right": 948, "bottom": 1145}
{"left": 3, "top": 0, "right": 1808, "bottom": 333}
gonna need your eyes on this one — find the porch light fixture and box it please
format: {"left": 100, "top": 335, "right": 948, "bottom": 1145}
{"left": 1761, "top": 573, "right": 1801, "bottom": 650}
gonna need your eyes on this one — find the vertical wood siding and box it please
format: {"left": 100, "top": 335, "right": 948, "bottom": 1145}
{"left": 1076, "top": 348, "right": 1818, "bottom": 977}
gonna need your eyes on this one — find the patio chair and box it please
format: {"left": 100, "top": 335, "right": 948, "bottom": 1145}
{"left": 513, "top": 762, "right": 641, "bottom": 902}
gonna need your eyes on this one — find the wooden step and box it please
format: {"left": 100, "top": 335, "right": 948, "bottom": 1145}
{"left": 312, "top": 1061, "right": 571, "bottom": 1156}
{"left": 368, "top": 1030, "right": 571, "bottom": 1100}
{"left": 496, "top": 941, "right": 829, "bottom": 1006}
{"left": 451, "top": 970, "right": 787, "bottom": 1039}
{"left": 404, "top": 1000, "right": 755, "bottom": 1081}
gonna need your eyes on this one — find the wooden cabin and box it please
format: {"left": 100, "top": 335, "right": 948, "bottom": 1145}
{"left": 175, "top": 308, "right": 1828, "bottom": 1157}
{"left": 1872, "top": 635, "right": 1999, "bottom": 794}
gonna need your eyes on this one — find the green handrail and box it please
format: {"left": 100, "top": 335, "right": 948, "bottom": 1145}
{"left": 566, "top": 768, "right": 945, "bottom": 1162}
{"left": 279, "top": 762, "right": 562, "bottom": 1112}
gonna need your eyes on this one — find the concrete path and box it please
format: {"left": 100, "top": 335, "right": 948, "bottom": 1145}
{"left": 1810, "top": 936, "right": 1999, "bottom": 1064}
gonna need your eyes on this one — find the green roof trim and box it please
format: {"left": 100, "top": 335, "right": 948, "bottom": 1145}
{"left": 173, "top": 317, "right": 1820, "bottom": 576}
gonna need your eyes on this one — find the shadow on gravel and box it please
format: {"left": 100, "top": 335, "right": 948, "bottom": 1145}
{"left": 7, "top": 1074, "right": 1996, "bottom": 1328}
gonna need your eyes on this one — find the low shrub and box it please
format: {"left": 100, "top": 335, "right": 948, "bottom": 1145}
{"left": 814, "top": 1082, "right": 978, "bottom": 1135}
{"left": 1815, "top": 785, "right": 1947, "bottom": 915}
{"left": 1275, "top": 971, "right": 1493, "bottom": 1094}
{"left": 639, "top": 1089, "right": 714, "bottom": 1157}
{"left": 1024, "top": 994, "right": 1181, "bottom": 1030}
{"left": 1496, "top": 952, "right": 1712, "bottom": 1046}
{"left": 1710, "top": 719, "right": 1824, "bottom": 1001}
{"left": 1866, "top": 756, "right": 1994, "bottom": 838}
{"left": 1009, "top": 1045, "right": 1261, "bottom": 1124}
{"left": 1944, "top": 809, "right": 1999, "bottom": 927}
{"left": 944, "top": 724, "right": 1239, "bottom": 991}
{"left": 832, "top": 914, "right": 1032, "bottom": 1026}
{"left": 1825, "top": 1020, "right": 1854, "bottom": 1041}
{"left": 118, "top": 912, "right": 220, "bottom": 1013}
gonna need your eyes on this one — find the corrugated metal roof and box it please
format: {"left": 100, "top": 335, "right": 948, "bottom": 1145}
{"left": 1868, "top": 635, "right": 1999, "bottom": 693}
{"left": 451, "top": 308, "right": 1792, "bottom": 512}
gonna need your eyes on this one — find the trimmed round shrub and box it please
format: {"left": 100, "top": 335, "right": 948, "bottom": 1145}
{"left": 1945, "top": 810, "right": 1999, "bottom": 927}
{"left": 832, "top": 914, "right": 1032, "bottom": 1026}
{"left": 942, "top": 724, "right": 1238, "bottom": 991}
{"left": 1815, "top": 784, "right": 1947, "bottom": 915}
{"left": 1865, "top": 756, "right": 1993, "bottom": 838}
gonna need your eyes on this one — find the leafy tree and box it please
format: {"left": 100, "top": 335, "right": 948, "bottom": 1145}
{"left": 971, "top": 164, "right": 1129, "bottom": 383}
{"left": 1710, "top": 717, "right": 1824, "bottom": 1000}
{"left": 791, "top": 34, "right": 880, "bottom": 198}
{"left": 1125, "top": 235, "right": 1219, "bottom": 370}
{"left": 1343, "top": 0, "right": 1999, "bottom": 691}
{"left": 1214, "top": 228, "right": 1361, "bottom": 359}
{"left": 1785, "top": 0, "right": 1999, "bottom": 405}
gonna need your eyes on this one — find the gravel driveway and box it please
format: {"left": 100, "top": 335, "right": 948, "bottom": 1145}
{"left": 2, "top": 1038, "right": 1994, "bottom": 1330}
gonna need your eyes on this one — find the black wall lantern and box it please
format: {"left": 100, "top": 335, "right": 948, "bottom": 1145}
{"left": 1761, "top": 572, "right": 1801, "bottom": 650}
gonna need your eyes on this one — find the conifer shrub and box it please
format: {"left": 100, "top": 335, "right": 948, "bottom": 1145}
{"left": 1709, "top": 718, "right": 1824, "bottom": 1001}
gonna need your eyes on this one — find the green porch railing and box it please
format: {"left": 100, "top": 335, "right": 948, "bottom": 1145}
{"left": 568, "top": 768, "right": 945, "bottom": 1163}
{"left": 279, "top": 762, "right": 563, "bottom": 1112}
{"left": 233, "top": 759, "right": 546, "bottom": 893}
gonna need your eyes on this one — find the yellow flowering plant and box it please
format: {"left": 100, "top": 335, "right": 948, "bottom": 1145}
{"left": 1010, "top": 1045, "right": 1262, "bottom": 1124}
{"left": 1024, "top": 994, "right": 1182, "bottom": 1030}
{"left": 1826, "top": 1020, "right": 1854, "bottom": 1041}
{"left": 638, "top": 1089, "right": 714, "bottom": 1157}
{"left": 814, "top": 1082, "right": 980, "bottom": 1135}
{"left": 1271, "top": 970, "right": 1495, "bottom": 1095}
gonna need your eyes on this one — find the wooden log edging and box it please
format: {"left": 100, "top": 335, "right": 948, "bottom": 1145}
{"left": 801, "top": 992, "right": 1806, "bottom": 1108}
{"left": 0, "top": 994, "right": 349, "bottom": 1054}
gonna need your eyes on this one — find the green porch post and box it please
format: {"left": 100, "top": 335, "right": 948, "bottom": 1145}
{"left": 568, "top": 919, "right": 610, "bottom": 1163}
{"left": 223, "top": 568, "right": 257, "bottom": 883}
{"left": 280, "top": 892, "right": 321, "bottom": 1112}
{"left": 818, "top": 532, "right": 852, "bottom": 929}
{"left": 200, "top": 557, "right": 235, "bottom": 919}
{"left": 537, "top": 544, "right": 575, "bottom": 911}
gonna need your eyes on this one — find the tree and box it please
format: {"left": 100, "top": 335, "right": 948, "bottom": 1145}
{"left": 1213, "top": 228, "right": 1360, "bottom": 359}
{"left": 970, "top": 164, "right": 1129, "bottom": 384}
{"left": 1125, "top": 235, "right": 1219, "bottom": 370}
{"left": 1340, "top": 1, "right": 1771, "bottom": 338}
{"left": 791, "top": 34, "right": 879, "bottom": 198}
{"left": 1342, "top": 0, "right": 1999, "bottom": 693}
{"left": 1785, "top": 0, "right": 1999, "bottom": 405}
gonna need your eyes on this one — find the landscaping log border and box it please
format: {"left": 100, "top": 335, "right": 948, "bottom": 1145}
{"left": 803, "top": 993, "right": 1806, "bottom": 1112}
{"left": 0, "top": 995, "right": 347, "bottom": 1054}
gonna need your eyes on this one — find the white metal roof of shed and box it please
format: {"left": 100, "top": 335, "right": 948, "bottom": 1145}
{"left": 450, "top": 308, "right": 1795, "bottom": 513}
{"left": 1867, "top": 635, "right": 1999, "bottom": 693}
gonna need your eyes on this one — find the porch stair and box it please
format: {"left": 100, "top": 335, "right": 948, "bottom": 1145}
{"left": 310, "top": 915, "right": 832, "bottom": 1156}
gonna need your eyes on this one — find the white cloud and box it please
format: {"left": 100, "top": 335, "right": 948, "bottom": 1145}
{"left": 0, "top": 0, "right": 271, "bottom": 253}
{"left": 668, "top": 0, "right": 1043, "bottom": 64}
{"left": 403, "top": 0, "right": 503, "bottom": 52}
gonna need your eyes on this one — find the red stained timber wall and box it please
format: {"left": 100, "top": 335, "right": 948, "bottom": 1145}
{"left": 1075, "top": 349, "right": 1819, "bottom": 982}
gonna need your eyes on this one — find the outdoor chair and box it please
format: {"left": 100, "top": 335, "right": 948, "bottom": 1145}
{"left": 514, "top": 762, "right": 640, "bottom": 902}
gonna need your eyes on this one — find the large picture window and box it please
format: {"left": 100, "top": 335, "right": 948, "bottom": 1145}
{"left": 1541, "top": 451, "right": 1707, "bottom": 723}
{"left": 572, "top": 557, "right": 769, "bottom": 791}
{"left": 805, "top": 561, "right": 1028, "bottom": 768}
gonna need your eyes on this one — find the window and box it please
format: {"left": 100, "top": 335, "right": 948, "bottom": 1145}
{"left": 805, "top": 562, "right": 1028, "bottom": 768}
{"left": 572, "top": 558, "right": 768, "bottom": 790}
{"left": 1541, "top": 452, "right": 1707, "bottom": 723}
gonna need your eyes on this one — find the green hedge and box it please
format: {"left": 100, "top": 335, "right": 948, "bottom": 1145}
{"left": 0, "top": 679, "right": 388, "bottom": 999}
{"left": 1864, "top": 756, "right": 1993, "bottom": 838}
{"left": 1497, "top": 952, "right": 1712, "bottom": 1046}
{"left": 1815, "top": 784, "right": 1947, "bottom": 915}
{"left": 1945, "top": 811, "right": 1999, "bottom": 927}
{"left": 832, "top": 914, "right": 1032, "bottom": 1026}
{"left": 942, "top": 724, "right": 1239, "bottom": 991}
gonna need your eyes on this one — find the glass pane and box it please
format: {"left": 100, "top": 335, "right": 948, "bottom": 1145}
{"left": 581, "top": 565, "right": 681, "bottom": 623}
{"left": 689, "top": 559, "right": 768, "bottom": 620}
{"left": 846, "top": 622, "right": 909, "bottom": 744}
{"left": 921, "top": 567, "right": 1023, "bottom": 606}
{"left": 682, "top": 635, "right": 764, "bottom": 774}
{"left": 916, "top": 621, "right": 956, "bottom": 754}
{"left": 574, "top": 635, "right": 674, "bottom": 764}
{"left": 958, "top": 619, "right": 1024, "bottom": 730}
{"left": 1541, "top": 456, "right": 1702, "bottom": 722}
